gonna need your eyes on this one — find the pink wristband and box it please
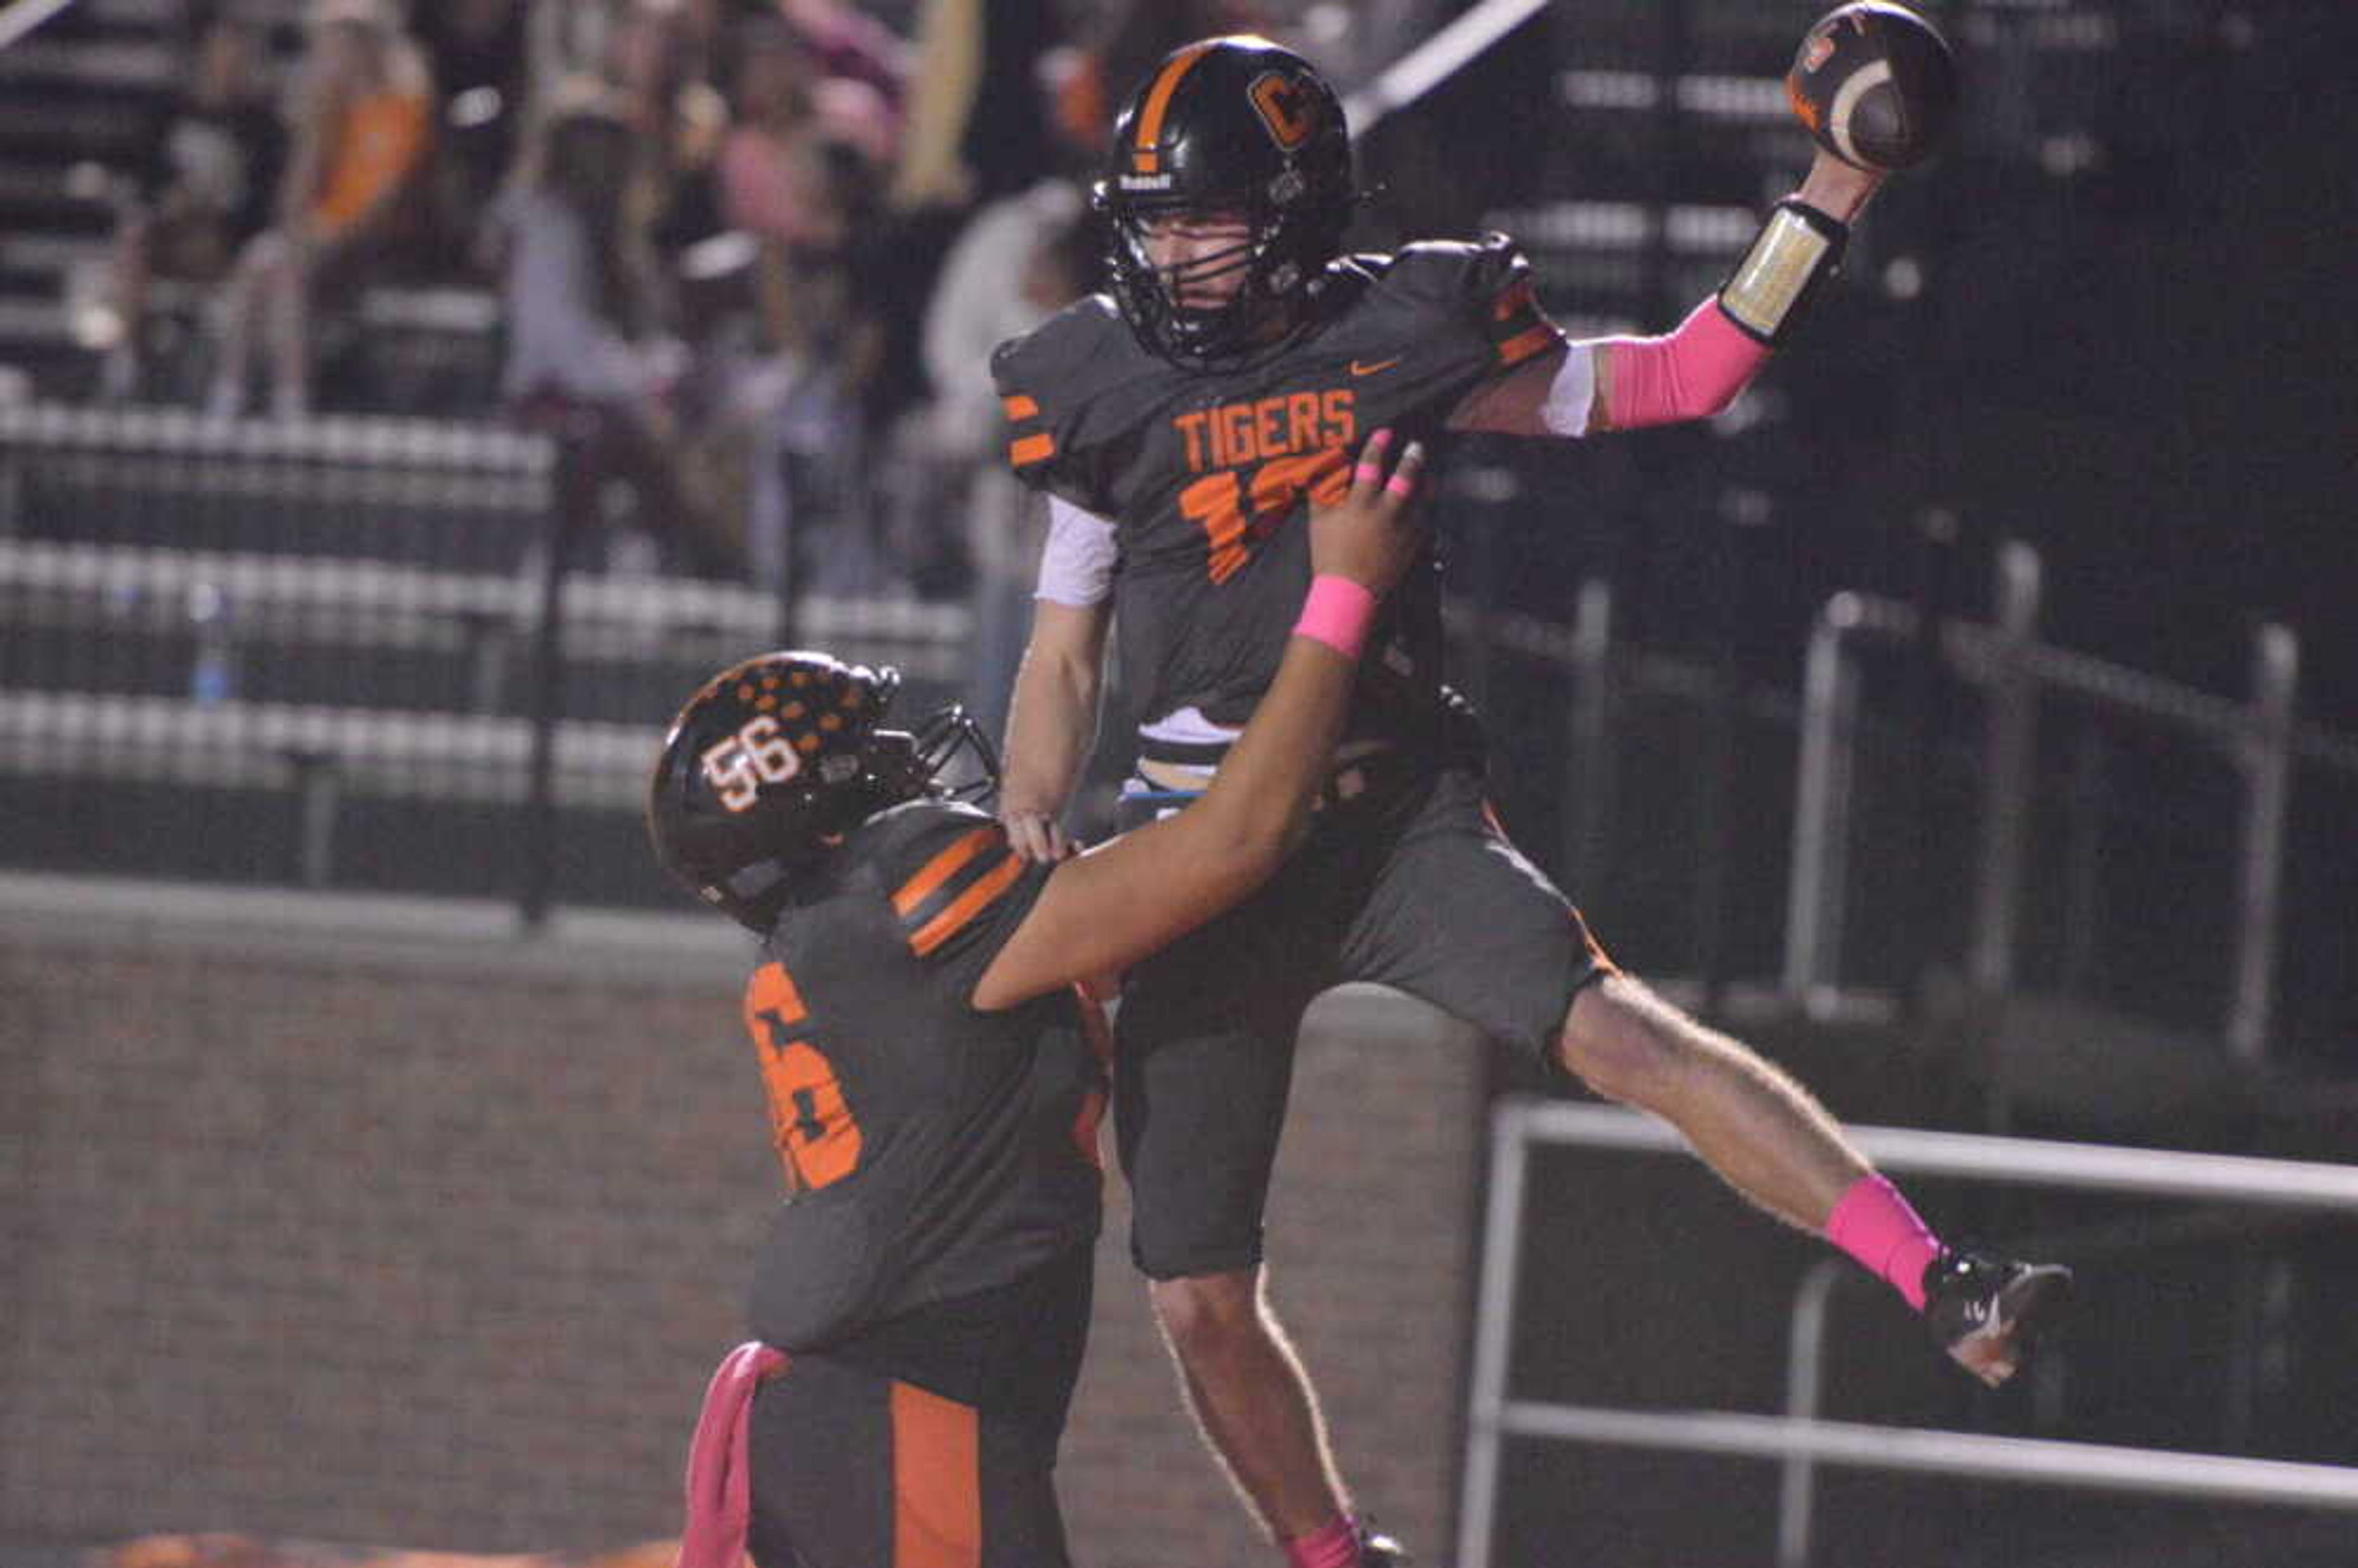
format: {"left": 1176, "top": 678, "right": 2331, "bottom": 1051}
{"left": 1292, "top": 574, "right": 1377, "bottom": 659}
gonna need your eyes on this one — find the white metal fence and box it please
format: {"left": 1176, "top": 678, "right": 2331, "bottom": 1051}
{"left": 1457, "top": 1099, "right": 2358, "bottom": 1568}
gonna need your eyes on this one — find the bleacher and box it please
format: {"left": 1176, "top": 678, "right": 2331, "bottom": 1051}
{"left": 0, "top": 0, "right": 182, "bottom": 395}
{"left": 0, "top": 398, "right": 968, "bottom": 906}
{"left": 0, "top": 0, "right": 505, "bottom": 408}
{"left": 0, "top": 4, "right": 907, "bottom": 912}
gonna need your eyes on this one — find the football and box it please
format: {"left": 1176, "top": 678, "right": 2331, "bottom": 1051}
{"left": 1786, "top": 2, "right": 1960, "bottom": 173}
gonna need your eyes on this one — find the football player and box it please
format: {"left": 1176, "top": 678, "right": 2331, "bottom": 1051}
{"left": 653, "top": 433, "right": 1427, "bottom": 1568}
{"left": 989, "top": 30, "right": 2069, "bottom": 1568}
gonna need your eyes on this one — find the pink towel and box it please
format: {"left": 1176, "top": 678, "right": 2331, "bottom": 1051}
{"left": 677, "top": 1341, "right": 790, "bottom": 1568}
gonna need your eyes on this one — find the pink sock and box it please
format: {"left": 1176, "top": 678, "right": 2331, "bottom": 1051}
{"left": 1283, "top": 1515, "right": 1360, "bottom": 1568}
{"left": 1825, "top": 1173, "right": 1943, "bottom": 1311}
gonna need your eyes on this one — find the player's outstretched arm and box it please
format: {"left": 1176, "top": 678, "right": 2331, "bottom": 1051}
{"left": 970, "top": 433, "right": 1427, "bottom": 1011}
{"left": 1453, "top": 2, "right": 1947, "bottom": 440}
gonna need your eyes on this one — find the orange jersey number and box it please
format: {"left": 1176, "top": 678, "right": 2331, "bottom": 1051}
{"left": 1177, "top": 447, "right": 1352, "bottom": 583}
{"left": 743, "top": 961, "right": 863, "bottom": 1190}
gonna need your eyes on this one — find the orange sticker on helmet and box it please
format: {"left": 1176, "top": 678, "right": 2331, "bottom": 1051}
{"left": 1249, "top": 71, "right": 1317, "bottom": 150}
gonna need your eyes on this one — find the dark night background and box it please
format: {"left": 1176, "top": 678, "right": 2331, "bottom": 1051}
{"left": 1344, "top": 0, "right": 2358, "bottom": 1075}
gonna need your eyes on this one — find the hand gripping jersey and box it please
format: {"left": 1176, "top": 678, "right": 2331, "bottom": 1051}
{"left": 740, "top": 799, "right": 1108, "bottom": 1362}
{"left": 993, "top": 233, "right": 1562, "bottom": 751}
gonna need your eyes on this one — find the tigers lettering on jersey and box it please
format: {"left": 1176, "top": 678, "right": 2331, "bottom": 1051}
{"left": 1171, "top": 389, "right": 1355, "bottom": 473}
{"left": 1171, "top": 389, "right": 1356, "bottom": 581}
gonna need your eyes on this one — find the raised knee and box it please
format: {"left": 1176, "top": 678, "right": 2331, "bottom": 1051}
{"left": 1148, "top": 1270, "right": 1260, "bottom": 1356}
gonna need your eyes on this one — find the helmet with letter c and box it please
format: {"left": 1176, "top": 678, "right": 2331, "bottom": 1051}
{"left": 1095, "top": 34, "right": 1357, "bottom": 363}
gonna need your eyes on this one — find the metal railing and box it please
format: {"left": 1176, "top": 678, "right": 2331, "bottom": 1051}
{"left": 1779, "top": 540, "right": 2358, "bottom": 1062}
{"left": 1456, "top": 1099, "right": 2358, "bottom": 1568}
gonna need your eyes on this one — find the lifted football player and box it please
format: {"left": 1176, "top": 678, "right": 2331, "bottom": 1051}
{"left": 652, "top": 436, "right": 1427, "bottom": 1568}
{"left": 989, "top": 20, "right": 2069, "bottom": 1568}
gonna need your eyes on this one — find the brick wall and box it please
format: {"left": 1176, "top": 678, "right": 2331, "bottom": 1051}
{"left": 0, "top": 885, "right": 1486, "bottom": 1566}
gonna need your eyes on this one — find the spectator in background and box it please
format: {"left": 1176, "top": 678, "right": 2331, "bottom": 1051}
{"left": 915, "top": 176, "right": 1094, "bottom": 725}
{"left": 523, "top": 0, "right": 630, "bottom": 131}
{"left": 1045, "top": 0, "right": 1270, "bottom": 158}
{"left": 706, "top": 16, "right": 900, "bottom": 596}
{"left": 491, "top": 89, "right": 739, "bottom": 580}
{"left": 101, "top": 11, "right": 287, "bottom": 402}
{"left": 610, "top": 0, "right": 733, "bottom": 252}
{"left": 859, "top": 0, "right": 1062, "bottom": 451}
{"left": 776, "top": 0, "right": 908, "bottom": 123}
{"left": 717, "top": 19, "right": 858, "bottom": 359}
{"left": 889, "top": 0, "right": 1060, "bottom": 214}
{"left": 410, "top": 0, "right": 528, "bottom": 261}
{"left": 204, "top": 0, "right": 433, "bottom": 419}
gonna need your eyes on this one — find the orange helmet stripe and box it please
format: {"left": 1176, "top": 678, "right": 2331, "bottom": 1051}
{"left": 1129, "top": 41, "right": 1215, "bottom": 175}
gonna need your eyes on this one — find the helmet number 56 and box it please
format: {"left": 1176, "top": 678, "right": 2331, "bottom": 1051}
{"left": 702, "top": 715, "right": 802, "bottom": 812}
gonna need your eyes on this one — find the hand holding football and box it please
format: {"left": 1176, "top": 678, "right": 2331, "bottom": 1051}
{"left": 1786, "top": 2, "right": 1960, "bottom": 173}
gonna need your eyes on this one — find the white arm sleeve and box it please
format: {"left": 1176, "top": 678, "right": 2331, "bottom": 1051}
{"left": 1034, "top": 495, "right": 1119, "bottom": 606}
{"left": 1540, "top": 344, "right": 1598, "bottom": 437}
{"left": 1446, "top": 344, "right": 1597, "bottom": 438}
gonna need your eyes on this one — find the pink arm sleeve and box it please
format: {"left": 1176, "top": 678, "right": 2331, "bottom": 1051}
{"left": 1599, "top": 300, "right": 1771, "bottom": 430}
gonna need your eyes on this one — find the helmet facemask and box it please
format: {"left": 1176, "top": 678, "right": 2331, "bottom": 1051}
{"left": 1101, "top": 184, "right": 1334, "bottom": 365}
{"left": 909, "top": 704, "right": 1002, "bottom": 807}
{"left": 1099, "top": 38, "right": 1355, "bottom": 367}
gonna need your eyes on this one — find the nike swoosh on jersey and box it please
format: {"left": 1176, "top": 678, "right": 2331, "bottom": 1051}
{"left": 1349, "top": 357, "right": 1403, "bottom": 376}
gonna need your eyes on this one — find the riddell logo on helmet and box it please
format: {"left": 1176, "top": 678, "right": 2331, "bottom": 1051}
{"left": 1121, "top": 171, "right": 1174, "bottom": 191}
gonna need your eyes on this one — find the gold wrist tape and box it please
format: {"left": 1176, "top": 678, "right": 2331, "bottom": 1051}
{"left": 1720, "top": 204, "right": 1840, "bottom": 342}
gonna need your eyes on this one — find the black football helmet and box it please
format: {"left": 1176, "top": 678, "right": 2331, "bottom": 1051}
{"left": 646, "top": 650, "right": 999, "bottom": 931}
{"left": 1095, "top": 34, "right": 1355, "bottom": 365}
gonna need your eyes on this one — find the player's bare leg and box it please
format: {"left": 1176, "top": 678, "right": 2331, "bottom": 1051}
{"left": 1149, "top": 1268, "right": 1353, "bottom": 1545}
{"left": 1560, "top": 974, "right": 1866, "bottom": 1227}
{"left": 1555, "top": 972, "right": 2070, "bottom": 1385}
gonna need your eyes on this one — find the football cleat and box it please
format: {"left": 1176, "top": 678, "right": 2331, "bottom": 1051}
{"left": 1358, "top": 1525, "right": 1413, "bottom": 1566}
{"left": 1923, "top": 1248, "right": 2074, "bottom": 1388}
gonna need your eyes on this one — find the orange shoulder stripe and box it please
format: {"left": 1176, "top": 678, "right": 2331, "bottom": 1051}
{"left": 892, "top": 826, "right": 998, "bottom": 915}
{"left": 909, "top": 852, "right": 1025, "bottom": 957}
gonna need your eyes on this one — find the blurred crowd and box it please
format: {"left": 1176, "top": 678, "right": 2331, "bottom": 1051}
{"left": 89, "top": 0, "right": 1370, "bottom": 607}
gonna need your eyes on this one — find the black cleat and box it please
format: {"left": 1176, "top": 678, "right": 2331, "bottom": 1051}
{"left": 1924, "top": 1248, "right": 2074, "bottom": 1388}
